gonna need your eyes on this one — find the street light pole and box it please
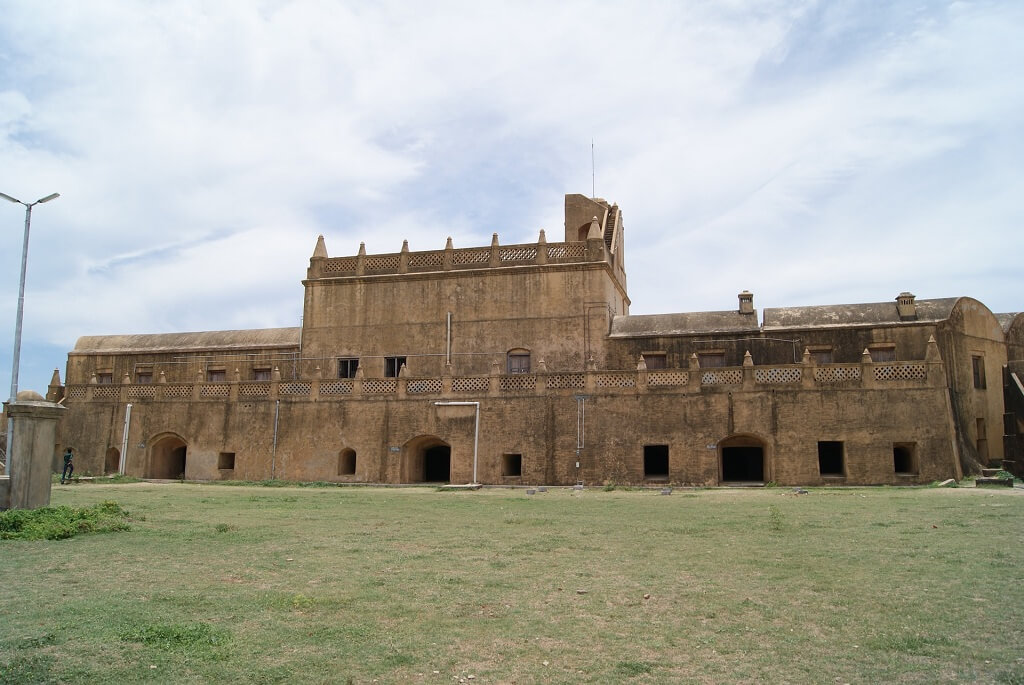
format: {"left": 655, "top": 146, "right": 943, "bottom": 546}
{"left": 1, "top": 191, "right": 60, "bottom": 474}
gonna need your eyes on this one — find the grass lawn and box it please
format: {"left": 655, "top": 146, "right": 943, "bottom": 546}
{"left": 2, "top": 483, "right": 1023, "bottom": 684}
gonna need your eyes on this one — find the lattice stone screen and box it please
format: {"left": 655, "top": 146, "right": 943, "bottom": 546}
{"left": 92, "top": 386, "right": 119, "bottom": 399}
{"left": 407, "top": 379, "right": 443, "bottom": 394}
{"left": 67, "top": 386, "right": 87, "bottom": 399}
{"left": 875, "top": 363, "right": 927, "bottom": 381}
{"left": 201, "top": 384, "right": 230, "bottom": 398}
{"left": 365, "top": 255, "right": 400, "bottom": 272}
{"left": 163, "top": 384, "right": 193, "bottom": 398}
{"left": 452, "top": 249, "right": 490, "bottom": 265}
{"left": 500, "top": 375, "right": 536, "bottom": 391}
{"left": 408, "top": 251, "right": 445, "bottom": 268}
{"left": 755, "top": 368, "right": 802, "bottom": 384}
{"left": 452, "top": 377, "right": 489, "bottom": 392}
{"left": 279, "top": 382, "right": 311, "bottom": 396}
{"left": 547, "top": 243, "right": 586, "bottom": 260}
{"left": 324, "top": 257, "right": 357, "bottom": 273}
{"left": 127, "top": 386, "right": 155, "bottom": 399}
{"left": 239, "top": 383, "right": 271, "bottom": 397}
{"left": 320, "top": 380, "right": 352, "bottom": 395}
{"left": 363, "top": 379, "right": 397, "bottom": 394}
{"left": 499, "top": 246, "right": 537, "bottom": 262}
{"left": 546, "top": 373, "right": 585, "bottom": 389}
{"left": 814, "top": 366, "right": 862, "bottom": 383}
{"left": 595, "top": 373, "right": 636, "bottom": 388}
{"left": 648, "top": 371, "right": 689, "bottom": 387}
{"left": 701, "top": 370, "right": 743, "bottom": 385}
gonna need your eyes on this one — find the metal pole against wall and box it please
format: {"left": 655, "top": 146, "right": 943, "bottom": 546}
{"left": 118, "top": 403, "right": 132, "bottom": 475}
{"left": 271, "top": 399, "right": 280, "bottom": 479}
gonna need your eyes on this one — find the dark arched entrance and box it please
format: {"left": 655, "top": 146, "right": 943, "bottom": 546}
{"left": 105, "top": 447, "right": 120, "bottom": 475}
{"left": 403, "top": 436, "right": 451, "bottom": 483}
{"left": 720, "top": 435, "right": 766, "bottom": 484}
{"left": 149, "top": 435, "right": 188, "bottom": 479}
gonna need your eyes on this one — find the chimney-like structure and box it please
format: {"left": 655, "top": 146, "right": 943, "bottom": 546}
{"left": 896, "top": 292, "right": 917, "bottom": 320}
{"left": 738, "top": 290, "right": 755, "bottom": 315}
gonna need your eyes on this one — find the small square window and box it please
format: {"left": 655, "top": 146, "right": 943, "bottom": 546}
{"left": 218, "top": 452, "right": 236, "bottom": 470}
{"left": 252, "top": 368, "right": 271, "bottom": 381}
{"left": 809, "top": 348, "right": 833, "bottom": 365}
{"left": 817, "top": 441, "right": 844, "bottom": 476}
{"left": 698, "top": 352, "right": 725, "bottom": 368}
{"left": 507, "top": 352, "right": 530, "bottom": 374}
{"left": 502, "top": 453, "right": 522, "bottom": 477}
{"left": 136, "top": 372, "right": 153, "bottom": 384}
{"left": 338, "top": 358, "right": 359, "bottom": 379}
{"left": 96, "top": 372, "right": 113, "bottom": 384}
{"left": 207, "top": 370, "right": 226, "bottom": 382}
{"left": 385, "top": 356, "right": 406, "bottom": 377}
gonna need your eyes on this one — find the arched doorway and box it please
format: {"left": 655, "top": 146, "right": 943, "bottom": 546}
{"left": 402, "top": 435, "right": 451, "bottom": 483}
{"left": 720, "top": 435, "right": 766, "bottom": 484}
{"left": 149, "top": 434, "right": 188, "bottom": 479}
{"left": 105, "top": 447, "right": 120, "bottom": 475}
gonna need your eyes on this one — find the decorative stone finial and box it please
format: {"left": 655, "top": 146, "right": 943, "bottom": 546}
{"left": 742, "top": 351, "right": 753, "bottom": 367}
{"left": 49, "top": 368, "right": 62, "bottom": 387}
{"left": 491, "top": 232, "right": 500, "bottom": 247}
{"left": 537, "top": 358, "right": 548, "bottom": 373}
{"left": 926, "top": 335, "right": 941, "bottom": 362}
{"left": 123, "top": 372, "right": 131, "bottom": 384}
{"left": 357, "top": 242, "right": 366, "bottom": 256}
{"left": 401, "top": 240, "right": 409, "bottom": 253}
{"left": 445, "top": 236, "right": 453, "bottom": 250}
{"left": 689, "top": 353, "right": 699, "bottom": 370}
{"left": 398, "top": 362, "right": 409, "bottom": 377}
{"left": 587, "top": 216, "right": 602, "bottom": 240}
{"left": 158, "top": 370, "right": 167, "bottom": 384}
{"left": 636, "top": 356, "right": 647, "bottom": 371}
{"left": 861, "top": 348, "right": 873, "bottom": 364}
{"left": 802, "top": 347, "right": 812, "bottom": 365}
{"left": 272, "top": 366, "right": 282, "bottom": 381}
{"left": 538, "top": 229, "right": 547, "bottom": 244}
{"left": 312, "top": 235, "right": 328, "bottom": 259}
{"left": 233, "top": 368, "right": 241, "bottom": 382}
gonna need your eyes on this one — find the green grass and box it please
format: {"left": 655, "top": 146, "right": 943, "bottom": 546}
{"left": 0, "top": 500, "right": 131, "bottom": 540}
{"left": 2, "top": 484, "right": 1023, "bottom": 683}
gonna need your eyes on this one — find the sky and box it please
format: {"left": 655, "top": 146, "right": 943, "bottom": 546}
{"left": 1, "top": 0, "right": 1022, "bottom": 395}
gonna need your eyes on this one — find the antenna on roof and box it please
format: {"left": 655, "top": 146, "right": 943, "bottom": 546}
{"left": 591, "top": 138, "right": 595, "bottom": 198}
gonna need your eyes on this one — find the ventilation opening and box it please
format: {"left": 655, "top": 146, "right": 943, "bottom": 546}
{"left": 893, "top": 443, "right": 917, "bottom": 475}
{"left": 502, "top": 453, "right": 522, "bottom": 477}
{"left": 218, "top": 452, "right": 236, "bottom": 470}
{"left": 643, "top": 445, "right": 669, "bottom": 480}
{"left": 338, "top": 448, "right": 356, "bottom": 476}
{"left": 721, "top": 443, "right": 765, "bottom": 483}
{"left": 817, "top": 441, "right": 844, "bottom": 476}
{"left": 423, "top": 445, "right": 451, "bottom": 482}
{"left": 104, "top": 447, "right": 120, "bottom": 475}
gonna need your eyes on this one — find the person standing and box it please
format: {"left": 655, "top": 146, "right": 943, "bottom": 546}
{"left": 61, "top": 447, "right": 74, "bottom": 484}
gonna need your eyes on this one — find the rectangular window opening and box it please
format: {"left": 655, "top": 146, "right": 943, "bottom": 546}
{"left": 338, "top": 449, "right": 356, "bottom": 476}
{"left": 218, "top": 452, "right": 236, "bottom": 470}
{"left": 893, "top": 442, "right": 918, "bottom": 475}
{"left": 869, "top": 345, "right": 897, "bottom": 363}
{"left": 338, "top": 358, "right": 359, "bottom": 379}
{"left": 385, "top": 356, "right": 407, "bottom": 378}
{"left": 817, "top": 441, "right": 844, "bottom": 476}
{"left": 644, "top": 445, "right": 670, "bottom": 480}
{"left": 502, "top": 453, "right": 522, "bottom": 477}
{"left": 96, "top": 372, "right": 113, "bottom": 384}
{"left": 253, "top": 367, "right": 272, "bottom": 381}
{"left": 507, "top": 353, "right": 530, "bottom": 374}
{"left": 972, "top": 356, "right": 986, "bottom": 389}
{"left": 207, "top": 369, "right": 226, "bottom": 382}
{"left": 697, "top": 352, "right": 726, "bottom": 368}
{"left": 642, "top": 353, "right": 667, "bottom": 369}
{"left": 809, "top": 347, "right": 833, "bottom": 365}
{"left": 136, "top": 372, "right": 153, "bottom": 384}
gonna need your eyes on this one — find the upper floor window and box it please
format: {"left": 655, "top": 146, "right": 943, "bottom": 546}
{"left": 697, "top": 352, "right": 725, "bottom": 368}
{"left": 338, "top": 358, "right": 359, "bottom": 379}
{"left": 207, "top": 369, "right": 226, "bottom": 382}
{"left": 809, "top": 347, "right": 833, "bottom": 365}
{"left": 253, "top": 368, "right": 272, "bottom": 381}
{"left": 385, "top": 356, "right": 407, "bottom": 378}
{"left": 642, "top": 353, "right": 667, "bottom": 370}
{"left": 136, "top": 371, "right": 153, "bottom": 384}
{"left": 96, "top": 372, "right": 113, "bottom": 384}
{"left": 868, "top": 345, "right": 896, "bottom": 363}
{"left": 972, "top": 355, "right": 986, "bottom": 389}
{"left": 507, "top": 349, "right": 530, "bottom": 374}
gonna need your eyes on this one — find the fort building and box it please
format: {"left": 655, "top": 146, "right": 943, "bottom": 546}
{"left": 45, "top": 194, "right": 1024, "bottom": 486}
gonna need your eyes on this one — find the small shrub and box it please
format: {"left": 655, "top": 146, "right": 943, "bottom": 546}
{"left": 0, "top": 501, "right": 131, "bottom": 541}
{"left": 603, "top": 481, "right": 617, "bottom": 491}
{"left": 767, "top": 505, "right": 785, "bottom": 532}
{"left": 119, "top": 622, "right": 229, "bottom": 651}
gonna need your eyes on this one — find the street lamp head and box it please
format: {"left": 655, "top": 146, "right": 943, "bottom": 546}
{"left": 36, "top": 193, "right": 60, "bottom": 204}
{"left": 0, "top": 192, "right": 22, "bottom": 204}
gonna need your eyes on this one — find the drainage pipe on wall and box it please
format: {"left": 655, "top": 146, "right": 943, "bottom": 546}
{"left": 118, "top": 403, "right": 132, "bottom": 475}
{"left": 271, "top": 399, "right": 280, "bottom": 480}
{"left": 446, "top": 312, "right": 452, "bottom": 366}
{"left": 434, "top": 401, "right": 479, "bottom": 485}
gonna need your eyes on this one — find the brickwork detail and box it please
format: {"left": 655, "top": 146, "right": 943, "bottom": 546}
{"left": 814, "top": 366, "right": 862, "bottom": 383}
{"left": 875, "top": 363, "right": 927, "bottom": 381}
{"left": 452, "top": 377, "right": 489, "bottom": 392}
{"left": 755, "top": 368, "right": 802, "bottom": 384}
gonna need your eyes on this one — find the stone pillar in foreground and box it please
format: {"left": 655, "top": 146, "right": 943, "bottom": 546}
{"left": 1, "top": 390, "right": 65, "bottom": 510}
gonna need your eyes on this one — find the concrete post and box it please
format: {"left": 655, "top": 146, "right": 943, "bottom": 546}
{"left": 2, "top": 392, "right": 64, "bottom": 509}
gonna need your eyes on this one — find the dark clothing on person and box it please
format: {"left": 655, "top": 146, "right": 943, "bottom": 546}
{"left": 61, "top": 449, "right": 73, "bottom": 484}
